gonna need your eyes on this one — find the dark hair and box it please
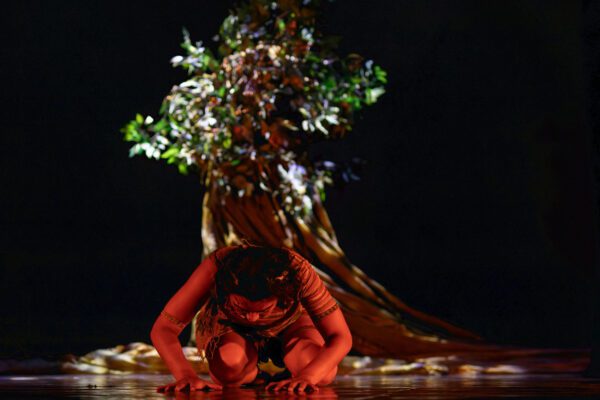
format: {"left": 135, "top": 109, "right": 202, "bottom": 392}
{"left": 213, "top": 244, "right": 301, "bottom": 308}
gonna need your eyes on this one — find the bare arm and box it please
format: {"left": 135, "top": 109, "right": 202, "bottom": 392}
{"left": 282, "top": 253, "right": 353, "bottom": 385}
{"left": 150, "top": 253, "right": 220, "bottom": 387}
{"left": 296, "top": 308, "right": 352, "bottom": 385}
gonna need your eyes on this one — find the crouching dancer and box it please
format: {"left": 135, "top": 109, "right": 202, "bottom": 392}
{"left": 150, "top": 242, "right": 352, "bottom": 393}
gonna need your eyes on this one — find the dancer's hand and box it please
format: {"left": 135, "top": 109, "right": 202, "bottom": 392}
{"left": 266, "top": 376, "right": 319, "bottom": 393}
{"left": 157, "top": 375, "right": 222, "bottom": 392}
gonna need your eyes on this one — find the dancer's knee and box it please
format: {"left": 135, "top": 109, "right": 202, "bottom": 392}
{"left": 208, "top": 337, "right": 258, "bottom": 385}
{"left": 283, "top": 339, "right": 336, "bottom": 384}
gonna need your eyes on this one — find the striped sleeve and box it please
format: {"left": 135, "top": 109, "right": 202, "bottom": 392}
{"left": 291, "top": 253, "right": 339, "bottom": 320}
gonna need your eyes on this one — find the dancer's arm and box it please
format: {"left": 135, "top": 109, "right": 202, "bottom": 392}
{"left": 150, "top": 252, "right": 222, "bottom": 391}
{"left": 290, "top": 255, "right": 352, "bottom": 384}
{"left": 297, "top": 307, "right": 352, "bottom": 385}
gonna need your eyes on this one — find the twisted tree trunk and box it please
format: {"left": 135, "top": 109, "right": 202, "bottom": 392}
{"left": 192, "top": 165, "right": 503, "bottom": 359}
{"left": 59, "top": 164, "right": 589, "bottom": 374}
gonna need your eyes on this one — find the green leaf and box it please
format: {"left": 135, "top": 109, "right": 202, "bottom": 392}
{"left": 231, "top": 159, "right": 241, "bottom": 166}
{"left": 121, "top": 124, "right": 136, "bottom": 141}
{"left": 366, "top": 87, "right": 385, "bottom": 105}
{"left": 178, "top": 163, "right": 188, "bottom": 175}
{"left": 159, "top": 100, "right": 168, "bottom": 114}
{"left": 306, "top": 53, "right": 320, "bottom": 63}
{"left": 161, "top": 147, "right": 180, "bottom": 159}
{"left": 324, "top": 76, "right": 336, "bottom": 90}
{"left": 374, "top": 65, "right": 388, "bottom": 84}
{"left": 153, "top": 119, "right": 169, "bottom": 132}
{"left": 128, "top": 144, "right": 142, "bottom": 158}
{"left": 277, "top": 18, "right": 286, "bottom": 33}
{"left": 181, "top": 27, "right": 193, "bottom": 52}
{"left": 135, "top": 114, "right": 144, "bottom": 124}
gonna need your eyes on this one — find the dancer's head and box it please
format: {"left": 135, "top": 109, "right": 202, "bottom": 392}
{"left": 213, "top": 243, "right": 300, "bottom": 308}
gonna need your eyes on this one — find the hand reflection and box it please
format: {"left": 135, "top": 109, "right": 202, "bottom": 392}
{"left": 161, "top": 385, "right": 337, "bottom": 399}
{"left": 165, "top": 386, "right": 257, "bottom": 400}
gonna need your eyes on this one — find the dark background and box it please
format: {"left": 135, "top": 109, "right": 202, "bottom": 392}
{"left": 1, "top": 0, "right": 599, "bottom": 359}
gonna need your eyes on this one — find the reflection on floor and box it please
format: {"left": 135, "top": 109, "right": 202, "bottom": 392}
{"left": 56, "top": 342, "right": 591, "bottom": 376}
{"left": 2, "top": 374, "right": 600, "bottom": 399}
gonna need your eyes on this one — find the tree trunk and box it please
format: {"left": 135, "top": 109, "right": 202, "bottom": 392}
{"left": 60, "top": 165, "right": 589, "bottom": 374}
{"left": 191, "top": 174, "right": 503, "bottom": 358}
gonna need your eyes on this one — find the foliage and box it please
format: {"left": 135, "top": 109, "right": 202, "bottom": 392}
{"left": 121, "top": 0, "right": 387, "bottom": 215}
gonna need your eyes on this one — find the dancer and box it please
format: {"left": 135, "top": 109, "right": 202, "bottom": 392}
{"left": 150, "top": 242, "right": 352, "bottom": 393}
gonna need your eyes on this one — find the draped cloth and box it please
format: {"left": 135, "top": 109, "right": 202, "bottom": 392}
{"left": 55, "top": 164, "right": 589, "bottom": 375}
{"left": 196, "top": 164, "right": 494, "bottom": 359}
{"left": 193, "top": 161, "right": 586, "bottom": 372}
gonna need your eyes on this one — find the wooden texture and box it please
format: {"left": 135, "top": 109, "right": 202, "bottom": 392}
{"left": 193, "top": 166, "right": 504, "bottom": 359}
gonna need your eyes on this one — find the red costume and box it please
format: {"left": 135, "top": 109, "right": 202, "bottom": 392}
{"left": 193, "top": 246, "right": 339, "bottom": 362}
{"left": 152, "top": 244, "right": 351, "bottom": 392}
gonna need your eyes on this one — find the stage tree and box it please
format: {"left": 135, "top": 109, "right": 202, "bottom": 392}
{"left": 122, "top": 0, "right": 483, "bottom": 358}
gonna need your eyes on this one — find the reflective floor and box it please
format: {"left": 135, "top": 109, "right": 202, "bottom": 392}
{"left": 2, "top": 374, "right": 600, "bottom": 399}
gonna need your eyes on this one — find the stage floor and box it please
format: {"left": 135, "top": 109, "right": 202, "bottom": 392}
{"left": 2, "top": 374, "right": 600, "bottom": 399}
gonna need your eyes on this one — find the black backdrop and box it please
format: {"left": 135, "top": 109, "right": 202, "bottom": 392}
{"left": 1, "top": 0, "right": 598, "bottom": 359}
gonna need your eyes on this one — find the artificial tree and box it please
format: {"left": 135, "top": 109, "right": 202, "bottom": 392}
{"left": 122, "top": 0, "right": 483, "bottom": 358}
